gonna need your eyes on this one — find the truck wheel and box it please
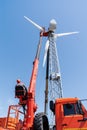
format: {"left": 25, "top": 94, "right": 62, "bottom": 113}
{"left": 33, "top": 112, "right": 49, "bottom": 130}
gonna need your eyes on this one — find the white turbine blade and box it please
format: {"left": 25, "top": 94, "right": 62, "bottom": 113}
{"left": 43, "top": 40, "right": 49, "bottom": 67}
{"left": 24, "top": 16, "right": 44, "bottom": 31}
{"left": 55, "top": 31, "right": 79, "bottom": 37}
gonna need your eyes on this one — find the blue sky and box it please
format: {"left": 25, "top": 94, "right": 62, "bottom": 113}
{"left": 0, "top": 1, "right": 87, "bottom": 117}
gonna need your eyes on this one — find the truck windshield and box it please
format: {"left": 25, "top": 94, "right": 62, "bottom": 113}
{"left": 63, "top": 102, "right": 83, "bottom": 116}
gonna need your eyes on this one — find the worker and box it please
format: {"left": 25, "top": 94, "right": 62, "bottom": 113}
{"left": 15, "top": 79, "right": 27, "bottom": 98}
{"left": 15, "top": 79, "right": 28, "bottom": 115}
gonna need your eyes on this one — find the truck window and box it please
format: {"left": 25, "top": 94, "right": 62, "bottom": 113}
{"left": 63, "top": 103, "right": 82, "bottom": 116}
{"left": 63, "top": 103, "right": 75, "bottom": 116}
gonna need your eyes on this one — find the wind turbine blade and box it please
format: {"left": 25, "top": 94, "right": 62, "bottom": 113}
{"left": 24, "top": 16, "right": 44, "bottom": 31}
{"left": 43, "top": 40, "right": 49, "bottom": 67}
{"left": 55, "top": 31, "right": 79, "bottom": 37}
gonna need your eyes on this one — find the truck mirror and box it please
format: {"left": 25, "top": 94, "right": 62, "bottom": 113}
{"left": 50, "top": 100, "right": 55, "bottom": 113}
{"left": 77, "top": 100, "right": 84, "bottom": 115}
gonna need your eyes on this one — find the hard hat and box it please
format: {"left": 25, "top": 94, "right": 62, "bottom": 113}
{"left": 17, "top": 79, "right": 21, "bottom": 84}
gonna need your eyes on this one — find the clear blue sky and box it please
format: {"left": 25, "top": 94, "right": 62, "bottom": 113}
{"left": 0, "top": 0, "right": 87, "bottom": 117}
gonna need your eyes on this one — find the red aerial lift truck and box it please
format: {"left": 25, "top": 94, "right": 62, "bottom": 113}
{"left": 0, "top": 30, "right": 49, "bottom": 130}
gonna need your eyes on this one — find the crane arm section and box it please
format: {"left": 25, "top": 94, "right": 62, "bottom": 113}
{"left": 28, "top": 36, "right": 42, "bottom": 97}
{"left": 24, "top": 36, "right": 43, "bottom": 128}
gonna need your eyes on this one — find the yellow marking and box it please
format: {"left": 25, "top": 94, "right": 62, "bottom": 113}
{"left": 64, "top": 128, "right": 87, "bottom": 130}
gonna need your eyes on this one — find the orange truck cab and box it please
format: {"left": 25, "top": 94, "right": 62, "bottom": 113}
{"left": 50, "top": 97, "right": 87, "bottom": 130}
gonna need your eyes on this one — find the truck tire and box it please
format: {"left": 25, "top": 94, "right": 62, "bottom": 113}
{"left": 33, "top": 112, "right": 49, "bottom": 130}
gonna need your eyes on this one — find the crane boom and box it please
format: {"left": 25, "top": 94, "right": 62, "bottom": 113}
{"left": 24, "top": 35, "right": 43, "bottom": 128}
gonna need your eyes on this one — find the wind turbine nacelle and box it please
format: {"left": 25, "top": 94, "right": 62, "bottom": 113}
{"left": 48, "top": 19, "right": 57, "bottom": 32}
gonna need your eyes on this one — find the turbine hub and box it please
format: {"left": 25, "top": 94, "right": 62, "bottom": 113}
{"left": 48, "top": 19, "right": 57, "bottom": 32}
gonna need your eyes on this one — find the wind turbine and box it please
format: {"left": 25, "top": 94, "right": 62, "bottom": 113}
{"left": 24, "top": 16, "right": 79, "bottom": 126}
{"left": 24, "top": 16, "right": 78, "bottom": 67}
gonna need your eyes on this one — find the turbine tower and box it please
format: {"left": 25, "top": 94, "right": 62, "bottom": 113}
{"left": 44, "top": 31, "right": 63, "bottom": 127}
{"left": 48, "top": 31, "right": 63, "bottom": 101}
